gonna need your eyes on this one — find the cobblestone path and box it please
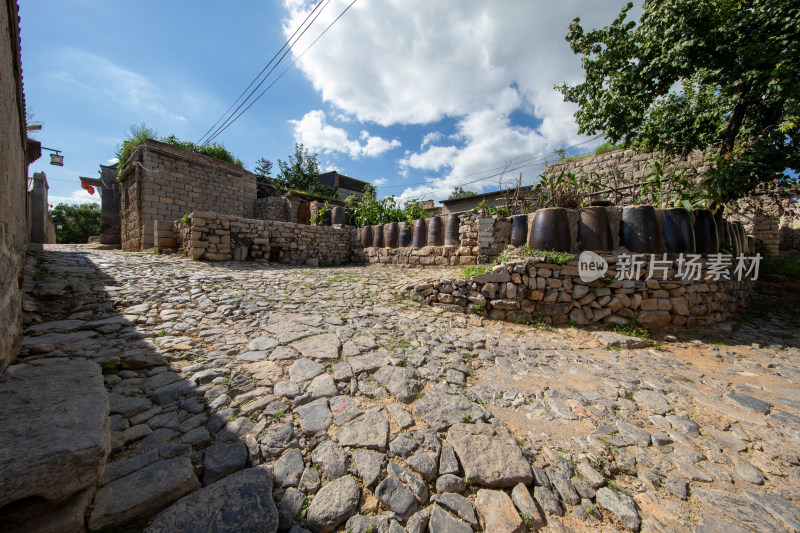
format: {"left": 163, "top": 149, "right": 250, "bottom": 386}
{"left": 16, "top": 245, "right": 800, "bottom": 532}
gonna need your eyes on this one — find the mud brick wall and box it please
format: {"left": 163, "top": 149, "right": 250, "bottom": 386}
{"left": 119, "top": 140, "right": 257, "bottom": 251}
{"left": 172, "top": 212, "right": 358, "bottom": 266}
{"left": 413, "top": 257, "right": 754, "bottom": 329}
{"left": 1, "top": 0, "right": 28, "bottom": 373}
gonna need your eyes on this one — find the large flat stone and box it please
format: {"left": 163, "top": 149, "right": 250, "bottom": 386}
{"left": 0, "top": 361, "right": 110, "bottom": 526}
{"left": 306, "top": 475, "right": 361, "bottom": 533}
{"left": 412, "top": 384, "right": 488, "bottom": 431}
{"left": 474, "top": 489, "right": 524, "bottom": 533}
{"left": 145, "top": 466, "right": 278, "bottom": 533}
{"left": 447, "top": 422, "right": 532, "bottom": 488}
{"left": 334, "top": 407, "right": 390, "bottom": 450}
{"left": 290, "top": 333, "right": 341, "bottom": 360}
{"left": 89, "top": 457, "right": 200, "bottom": 530}
{"left": 373, "top": 366, "right": 424, "bottom": 403}
{"left": 694, "top": 488, "right": 784, "bottom": 531}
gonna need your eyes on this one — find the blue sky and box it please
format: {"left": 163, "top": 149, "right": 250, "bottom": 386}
{"left": 20, "top": 0, "right": 636, "bottom": 206}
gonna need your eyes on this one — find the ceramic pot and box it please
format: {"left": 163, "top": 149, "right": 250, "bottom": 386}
{"left": 360, "top": 226, "right": 373, "bottom": 248}
{"left": 578, "top": 206, "right": 612, "bottom": 252}
{"left": 528, "top": 207, "right": 571, "bottom": 252}
{"left": 510, "top": 215, "right": 528, "bottom": 247}
{"left": 331, "top": 206, "right": 346, "bottom": 226}
{"left": 619, "top": 205, "right": 665, "bottom": 254}
{"left": 384, "top": 222, "right": 399, "bottom": 248}
{"left": 444, "top": 214, "right": 460, "bottom": 246}
{"left": 412, "top": 219, "right": 427, "bottom": 248}
{"left": 427, "top": 217, "right": 443, "bottom": 246}
{"left": 692, "top": 209, "right": 718, "bottom": 254}
{"left": 399, "top": 222, "right": 412, "bottom": 247}
{"left": 663, "top": 208, "right": 696, "bottom": 253}
{"left": 372, "top": 224, "right": 385, "bottom": 248}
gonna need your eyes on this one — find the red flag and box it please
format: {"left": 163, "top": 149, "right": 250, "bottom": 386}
{"left": 80, "top": 179, "right": 95, "bottom": 195}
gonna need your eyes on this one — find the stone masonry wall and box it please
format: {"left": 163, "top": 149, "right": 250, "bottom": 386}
{"left": 171, "top": 212, "right": 358, "bottom": 266}
{"left": 119, "top": 140, "right": 257, "bottom": 251}
{"left": 254, "top": 197, "right": 290, "bottom": 222}
{"left": 413, "top": 257, "right": 754, "bottom": 329}
{"left": 1, "top": 0, "right": 28, "bottom": 373}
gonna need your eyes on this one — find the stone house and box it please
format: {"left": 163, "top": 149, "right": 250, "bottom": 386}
{"left": 318, "top": 171, "right": 369, "bottom": 201}
{"left": 80, "top": 164, "right": 122, "bottom": 245}
{"left": 118, "top": 139, "right": 257, "bottom": 251}
{"left": 440, "top": 188, "right": 532, "bottom": 215}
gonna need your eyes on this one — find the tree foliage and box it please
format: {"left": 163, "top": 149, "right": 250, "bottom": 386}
{"left": 50, "top": 203, "right": 101, "bottom": 244}
{"left": 115, "top": 123, "right": 243, "bottom": 179}
{"left": 274, "top": 143, "right": 336, "bottom": 199}
{"left": 254, "top": 157, "right": 274, "bottom": 198}
{"left": 448, "top": 186, "right": 478, "bottom": 199}
{"left": 556, "top": 0, "right": 800, "bottom": 205}
{"left": 345, "top": 185, "right": 429, "bottom": 227}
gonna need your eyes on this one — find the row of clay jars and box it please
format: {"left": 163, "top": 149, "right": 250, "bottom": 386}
{"left": 525, "top": 206, "right": 724, "bottom": 254}
{"left": 360, "top": 215, "right": 461, "bottom": 249}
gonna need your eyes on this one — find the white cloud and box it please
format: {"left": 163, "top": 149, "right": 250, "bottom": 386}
{"left": 290, "top": 110, "right": 401, "bottom": 158}
{"left": 372, "top": 177, "right": 387, "bottom": 186}
{"left": 283, "top": 0, "right": 635, "bottom": 199}
{"left": 48, "top": 189, "right": 101, "bottom": 206}
{"left": 107, "top": 157, "right": 119, "bottom": 164}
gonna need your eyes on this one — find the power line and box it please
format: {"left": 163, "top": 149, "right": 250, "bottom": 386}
{"left": 380, "top": 135, "right": 599, "bottom": 192}
{"left": 197, "top": 0, "right": 333, "bottom": 145}
{"left": 203, "top": 0, "right": 359, "bottom": 145}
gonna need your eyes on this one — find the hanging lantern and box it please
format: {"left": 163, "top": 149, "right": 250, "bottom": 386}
{"left": 50, "top": 152, "right": 63, "bottom": 166}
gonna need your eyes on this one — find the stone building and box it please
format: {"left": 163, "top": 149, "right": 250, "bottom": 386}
{"left": 80, "top": 164, "right": 123, "bottom": 245}
{"left": 318, "top": 170, "right": 369, "bottom": 201}
{"left": 118, "top": 139, "right": 257, "bottom": 251}
{"left": 1, "top": 0, "right": 40, "bottom": 373}
{"left": 440, "top": 188, "right": 533, "bottom": 215}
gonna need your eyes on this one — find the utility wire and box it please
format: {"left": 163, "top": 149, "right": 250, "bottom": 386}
{"left": 203, "top": 0, "right": 359, "bottom": 145}
{"left": 197, "top": 0, "right": 332, "bottom": 145}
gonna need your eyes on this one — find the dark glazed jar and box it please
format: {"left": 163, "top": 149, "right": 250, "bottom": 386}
{"left": 398, "top": 222, "right": 412, "bottom": 247}
{"left": 578, "top": 207, "right": 612, "bottom": 252}
{"left": 412, "top": 219, "right": 427, "bottom": 248}
{"left": 510, "top": 215, "right": 528, "bottom": 247}
{"left": 427, "top": 217, "right": 443, "bottom": 246}
{"left": 384, "top": 222, "right": 399, "bottom": 248}
{"left": 663, "top": 208, "right": 696, "bottom": 253}
{"left": 331, "top": 206, "right": 346, "bottom": 226}
{"left": 444, "top": 214, "right": 460, "bottom": 246}
{"left": 528, "top": 207, "right": 571, "bottom": 252}
{"left": 360, "top": 226, "right": 373, "bottom": 248}
{"left": 619, "top": 205, "right": 665, "bottom": 254}
{"left": 692, "top": 209, "right": 718, "bottom": 254}
{"left": 733, "top": 221, "right": 747, "bottom": 255}
{"left": 373, "top": 224, "right": 385, "bottom": 248}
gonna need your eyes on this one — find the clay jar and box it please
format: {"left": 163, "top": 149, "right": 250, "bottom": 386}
{"left": 398, "top": 222, "right": 412, "bottom": 247}
{"left": 331, "top": 206, "right": 346, "bottom": 226}
{"left": 427, "top": 217, "right": 443, "bottom": 246}
{"left": 619, "top": 205, "right": 665, "bottom": 254}
{"left": 510, "top": 215, "right": 528, "bottom": 247}
{"left": 372, "top": 224, "right": 385, "bottom": 248}
{"left": 733, "top": 221, "right": 747, "bottom": 255}
{"left": 411, "top": 219, "right": 427, "bottom": 248}
{"left": 692, "top": 209, "right": 718, "bottom": 254}
{"left": 360, "top": 226, "right": 373, "bottom": 248}
{"left": 444, "top": 214, "right": 460, "bottom": 246}
{"left": 384, "top": 222, "right": 399, "bottom": 248}
{"left": 578, "top": 206, "right": 612, "bottom": 252}
{"left": 663, "top": 208, "right": 696, "bottom": 253}
{"left": 528, "top": 207, "right": 571, "bottom": 252}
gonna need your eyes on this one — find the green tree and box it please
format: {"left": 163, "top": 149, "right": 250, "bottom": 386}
{"left": 50, "top": 203, "right": 101, "bottom": 244}
{"left": 275, "top": 143, "right": 335, "bottom": 198}
{"left": 556, "top": 0, "right": 800, "bottom": 207}
{"left": 448, "top": 186, "right": 478, "bottom": 199}
{"left": 254, "top": 157, "right": 274, "bottom": 198}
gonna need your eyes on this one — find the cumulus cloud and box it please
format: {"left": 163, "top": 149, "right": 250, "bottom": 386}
{"left": 283, "top": 0, "right": 636, "bottom": 199}
{"left": 290, "top": 110, "right": 401, "bottom": 158}
{"left": 49, "top": 189, "right": 101, "bottom": 206}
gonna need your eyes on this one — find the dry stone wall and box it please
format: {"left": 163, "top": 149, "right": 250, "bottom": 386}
{"left": 413, "top": 257, "right": 754, "bottom": 329}
{"left": 119, "top": 140, "right": 257, "bottom": 251}
{"left": 1, "top": 0, "right": 28, "bottom": 373}
{"left": 170, "top": 212, "right": 358, "bottom": 266}
{"left": 254, "top": 197, "right": 289, "bottom": 222}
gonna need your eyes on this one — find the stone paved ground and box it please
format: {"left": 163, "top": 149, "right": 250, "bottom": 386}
{"left": 16, "top": 245, "right": 800, "bottom": 532}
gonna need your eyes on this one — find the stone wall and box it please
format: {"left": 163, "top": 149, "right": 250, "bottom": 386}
{"left": 99, "top": 164, "right": 121, "bottom": 245}
{"left": 412, "top": 256, "right": 754, "bottom": 329}
{"left": 119, "top": 140, "right": 257, "bottom": 251}
{"left": 254, "top": 197, "right": 289, "bottom": 222}
{"left": 170, "top": 212, "right": 358, "bottom": 266}
{"left": 1, "top": 0, "right": 29, "bottom": 373}
{"left": 27, "top": 172, "right": 54, "bottom": 244}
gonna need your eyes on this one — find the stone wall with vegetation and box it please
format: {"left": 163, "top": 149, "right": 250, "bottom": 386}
{"left": 412, "top": 256, "right": 754, "bottom": 329}
{"left": 254, "top": 197, "right": 289, "bottom": 222}
{"left": 1, "top": 0, "right": 28, "bottom": 373}
{"left": 119, "top": 140, "right": 257, "bottom": 251}
{"left": 170, "top": 212, "right": 358, "bottom": 265}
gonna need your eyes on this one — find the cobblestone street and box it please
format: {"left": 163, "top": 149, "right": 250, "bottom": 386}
{"left": 13, "top": 245, "right": 800, "bottom": 532}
